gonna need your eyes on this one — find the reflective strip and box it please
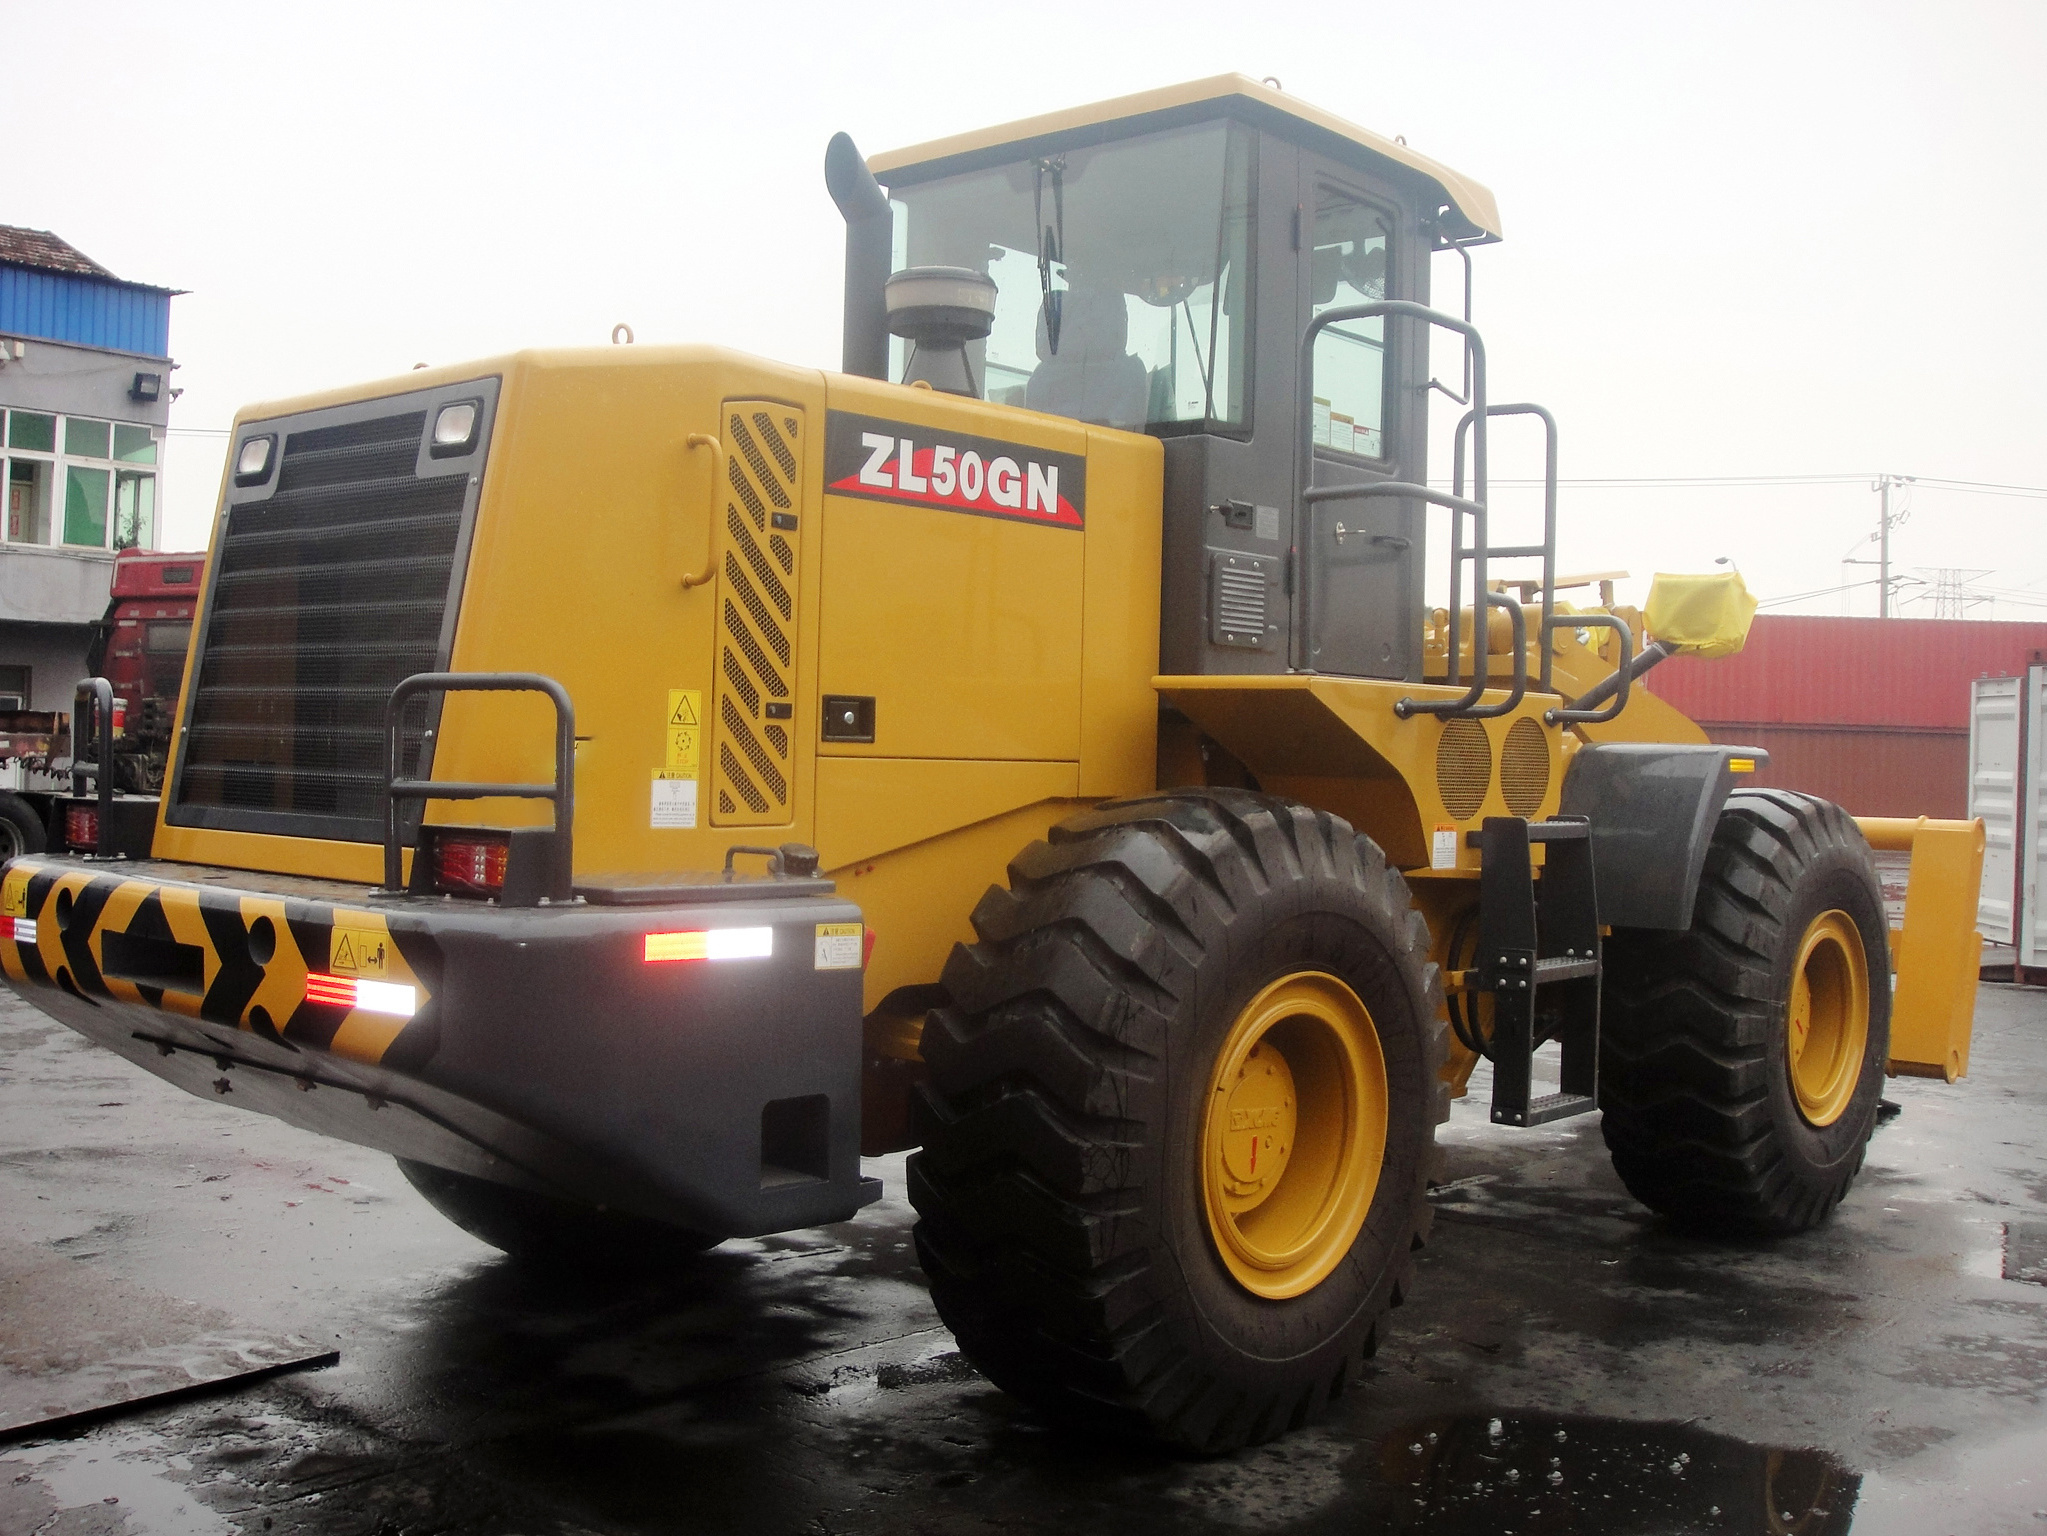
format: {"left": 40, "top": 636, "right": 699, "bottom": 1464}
{"left": 305, "top": 972, "right": 417, "bottom": 1016}
{"left": 0, "top": 916, "right": 35, "bottom": 943}
{"left": 643, "top": 927, "right": 774, "bottom": 963}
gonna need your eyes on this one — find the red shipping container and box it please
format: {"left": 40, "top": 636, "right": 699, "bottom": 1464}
{"left": 1647, "top": 615, "right": 2047, "bottom": 818}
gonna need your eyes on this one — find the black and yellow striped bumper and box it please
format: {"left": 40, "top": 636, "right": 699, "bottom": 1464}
{"left": 0, "top": 855, "right": 878, "bottom": 1237}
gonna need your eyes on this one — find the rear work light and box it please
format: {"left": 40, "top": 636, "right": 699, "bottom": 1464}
{"left": 304, "top": 973, "right": 417, "bottom": 1016}
{"left": 644, "top": 927, "right": 774, "bottom": 963}
{"left": 64, "top": 806, "right": 98, "bottom": 851}
{"left": 432, "top": 832, "right": 510, "bottom": 897}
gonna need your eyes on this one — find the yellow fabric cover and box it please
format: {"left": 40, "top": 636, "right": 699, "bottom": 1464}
{"left": 1643, "top": 571, "right": 1759, "bottom": 658}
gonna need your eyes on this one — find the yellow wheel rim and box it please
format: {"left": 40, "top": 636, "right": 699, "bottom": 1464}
{"left": 1201, "top": 972, "right": 1389, "bottom": 1300}
{"left": 1786, "top": 909, "right": 1870, "bottom": 1127}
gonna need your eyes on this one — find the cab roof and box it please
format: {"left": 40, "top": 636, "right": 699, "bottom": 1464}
{"left": 868, "top": 73, "right": 1501, "bottom": 243}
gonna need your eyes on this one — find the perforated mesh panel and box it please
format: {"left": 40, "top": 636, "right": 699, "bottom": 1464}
{"left": 175, "top": 407, "right": 468, "bottom": 833}
{"left": 1435, "top": 718, "right": 1493, "bottom": 821}
{"left": 711, "top": 402, "right": 802, "bottom": 826}
{"left": 1500, "top": 717, "right": 1552, "bottom": 817}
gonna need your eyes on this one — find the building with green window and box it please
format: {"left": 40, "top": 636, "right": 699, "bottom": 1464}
{"left": 0, "top": 225, "right": 177, "bottom": 712}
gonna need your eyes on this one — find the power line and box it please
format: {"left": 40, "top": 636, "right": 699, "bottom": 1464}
{"left": 1429, "top": 472, "right": 2047, "bottom": 496}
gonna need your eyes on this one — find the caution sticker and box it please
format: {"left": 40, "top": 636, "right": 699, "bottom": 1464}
{"left": 652, "top": 773, "right": 698, "bottom": 829}
{"left": 666, "top": 689, "right": 702, "bottom": 775}
{"left": 330, "top": 925, "right": 390, "bottom": 978}
{"left": 0, "top": 869, "right": 26, "bottom": 918}
{"left": 814, "top": 922, "right": 863, "bottom": 971}
{"left": 1431, "top": 824, "right": 1460, "bottom": 871}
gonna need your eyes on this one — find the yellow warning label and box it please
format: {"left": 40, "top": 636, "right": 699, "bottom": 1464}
{"left": 0, "top": 869, "right": 26, "bottom": 918}
{"left": 814, "top": 922, "right": 863, "bottom": 971}
{"left": 330, "top": 926, "right": 390, "bottom": 978}
{"left": 666, "top": 690, "right": 702, "bottom": 775}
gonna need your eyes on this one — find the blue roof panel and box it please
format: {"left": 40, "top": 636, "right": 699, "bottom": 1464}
{"left": 0, "top": 265, "right": 172, "bottom": 357}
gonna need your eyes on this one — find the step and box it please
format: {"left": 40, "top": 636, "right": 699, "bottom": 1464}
{"left": 1492, "top": 1091, "right": 1598, "bottom": 1128}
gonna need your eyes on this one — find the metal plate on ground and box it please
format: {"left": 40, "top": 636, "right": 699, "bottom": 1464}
{"left": 0, "top": 1238, "right": 334, "bottom": 1440}
{"left": 2004, "top": 1219, "right": 2047, "bottom": 1285}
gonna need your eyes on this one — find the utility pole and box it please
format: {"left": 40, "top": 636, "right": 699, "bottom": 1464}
{"left": 1872, "top": 473, "right": 1916, "bottom": 618}
{"left": 1879, "top": 477, "right": 1890, "bottom": 618}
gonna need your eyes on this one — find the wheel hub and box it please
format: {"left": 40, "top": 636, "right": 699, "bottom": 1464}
{"left": 1201, "top": 971, "right": 1389, "bottom": 1300}
{"left": 1787, "top": 908, "right": 1871, "bottom": 1127}
{"left": 1217, "top": 1042, "right": 1298, "bottom": 1203}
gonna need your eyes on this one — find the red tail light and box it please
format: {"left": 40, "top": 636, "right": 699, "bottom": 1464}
{"left": 433, "top": 832, "right": 510, "bottom": 896}
{"left": 64, "top": 806, "right": 99, "bottom": 850}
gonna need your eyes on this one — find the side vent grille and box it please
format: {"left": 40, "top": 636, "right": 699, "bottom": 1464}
{"left": 712, "top": 401, "right": 802, "bottom": 827}
{"left": 1500, "top": 717, "right": 1552, "bottom": 817}
{"left": 1210, "top": 551, "right": 1276, "bottom": 650}
{"left": 1436, "top": 718, "right": 1493, "bottom": 821}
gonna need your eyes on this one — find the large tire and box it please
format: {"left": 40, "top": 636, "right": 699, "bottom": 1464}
{"left": 908, "top": 789, "right": 1447, "bottom": 1452}
{"left": 1599, "top": 789, "right": 1891, "bottom": 1235}
{"left": 0, "top": 792, "right": 47, "bottom": 861}
{"left": 396, "top": 1159, "right": 721, "bottom": 1267}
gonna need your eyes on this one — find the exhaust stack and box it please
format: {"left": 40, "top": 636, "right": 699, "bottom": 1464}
{"left": 824, "top": 133, "right": 892, "bottom": 381}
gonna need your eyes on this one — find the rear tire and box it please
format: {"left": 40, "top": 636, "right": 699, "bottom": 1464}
{"left": 1599, "top": 789, "right": 1891, "bottom": 1235}
{"left": 396, "top": 1159, "right": 722, "bottom": 1267}
{"left": 0, "top": 792, "right": 46, "bottom": 861}
{"left": 908, "top": 789, "right": 1447, "bottom": 1452}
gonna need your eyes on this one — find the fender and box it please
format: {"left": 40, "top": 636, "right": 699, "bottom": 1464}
{"left": 1559, "top": 743, "right": 1770, "bottom": 931}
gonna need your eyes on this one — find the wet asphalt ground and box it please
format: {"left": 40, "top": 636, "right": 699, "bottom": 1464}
{"left": 1, "top": 982, "right": 2044, "bottom": 1535}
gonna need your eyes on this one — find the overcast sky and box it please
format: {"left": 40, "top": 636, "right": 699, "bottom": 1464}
{"left": 11, "top": 1, "right": 2043, "bottom": 618}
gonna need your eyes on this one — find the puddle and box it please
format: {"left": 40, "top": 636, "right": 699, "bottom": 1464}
{"left": 4, "top": 1423, "right": 235, "bottom": 1535}
{"left": 1374, "top": 1411, "right": 1858, "bottom": 1534}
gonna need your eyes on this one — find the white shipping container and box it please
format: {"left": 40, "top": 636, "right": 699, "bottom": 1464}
{"left": 1969, "top": 675, "right": 2022, "bottom": 945}
{"left": 2025, "top": 665, "right": 2047, "bottom": 968}
{"left": 1971, "top": 665, "right": 2047, "bottom": 967}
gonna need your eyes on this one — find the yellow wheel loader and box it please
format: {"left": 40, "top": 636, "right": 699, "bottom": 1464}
{"left": 0, "top": 76, "right": 1987, "bottom": 1451}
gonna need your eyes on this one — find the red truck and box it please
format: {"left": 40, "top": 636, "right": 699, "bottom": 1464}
{"left": 0, "top": 549, "right": 203, "bottom": 857}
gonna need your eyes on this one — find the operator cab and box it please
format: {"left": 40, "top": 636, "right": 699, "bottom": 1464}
{"left": 829, "top": 75, "right": 1499, "bottom": 682}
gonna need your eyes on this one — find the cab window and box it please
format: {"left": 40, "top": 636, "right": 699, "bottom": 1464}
{"left": 1309, "top": 190, "right": 1393, "bottom": 459}
{"left": 888, "top": 121, "right": 1254, "bottom": 434}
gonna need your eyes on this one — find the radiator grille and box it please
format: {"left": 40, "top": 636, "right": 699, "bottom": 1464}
{"left": 175, "top": 402, "right": 477, "bottom": 833}
{"left": 1435, "top": 718, "right": 1493, "bottom": 821}
{"left": 712, "top": 401, "right": 802, "bottom": 827}
{"left": 1500, "top": 717, "right": 1552, "bottom": 817}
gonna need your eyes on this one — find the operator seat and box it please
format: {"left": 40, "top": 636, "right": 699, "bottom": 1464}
{"left": 1024, "top": 286, "right": 1149, "bottom": 431}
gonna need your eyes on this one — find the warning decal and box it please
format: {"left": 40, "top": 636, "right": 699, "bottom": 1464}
{"left": 1431, "top": 825, "right": 1460, "bottom": 871}
{"left": 814, "top": 922, "right": 863, "bottom": 971}
{"left": 655, "top": 688, "right": 702, "bottom": 827}
{"left": 330, "top": 925, "right": 390, "bottom": 978}
{"left": 824, "top": 410, "right": 1085, "bottom": 529}
{"left": 667, "top": 689, "right": 702, "bottom": 775}
{"left": 652, "top": 774, "right": 698, "bottom": 829}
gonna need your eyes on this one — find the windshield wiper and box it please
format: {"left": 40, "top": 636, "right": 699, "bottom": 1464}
{"left": 1033, "top": 157, "right": 1066, "bottom": 355}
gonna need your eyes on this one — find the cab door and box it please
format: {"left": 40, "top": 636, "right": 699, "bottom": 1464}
{"left": 1290, "top": 160, "right": 1424, "bottom": 681}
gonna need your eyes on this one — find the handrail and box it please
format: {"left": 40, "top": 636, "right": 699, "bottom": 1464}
{"left": 380, "top": 672, "right": 575, "bottom": 900}
{"left": 1551, "top": 632, "right": 1664, "bottom": 726}
{"left": 1297, "top": 301, "right": 1511, "bottom": 718}
{"left": 679, "top": 433, "right": 722, "bottom": 589}
{"left": 71, "top": 677, "right": 116, "bottom": 856}
{"left": 1454, "top": 403, "right": 1559, "bottom": 692}
{"left": 1544, "top": 615, "right": 1636, "bottom": 725}
{"left": 1301, "top": 480, "right": 1524, "bottom": 717}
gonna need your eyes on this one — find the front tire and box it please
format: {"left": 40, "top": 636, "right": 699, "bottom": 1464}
{"left": 1599, "top": 789, "right": 1891, "bottom": 1235}
{"left": 908, "top": 790, "right": 1447, "bottom": 1452}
